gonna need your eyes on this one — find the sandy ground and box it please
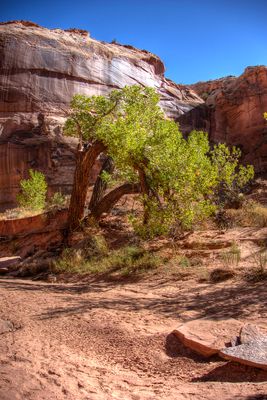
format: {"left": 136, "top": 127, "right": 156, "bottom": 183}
{"left": 1, "top": 275, "right": 267, "bottom": 400}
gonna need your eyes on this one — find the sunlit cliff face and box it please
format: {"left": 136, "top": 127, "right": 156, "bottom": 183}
{"left": 0, "top": 21, "right": 203, "bottom": 209}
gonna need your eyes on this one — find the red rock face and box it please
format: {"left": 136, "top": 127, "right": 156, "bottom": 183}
{"left": 0, "top": 21, "right": 202, "bottom": 209}
{"left": 187, "top": 66, "right": 267, "bottom": 173}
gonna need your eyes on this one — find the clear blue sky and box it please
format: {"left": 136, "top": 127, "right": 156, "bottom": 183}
{"left": 2, "top": 0, "right": 267, "bottom": 84}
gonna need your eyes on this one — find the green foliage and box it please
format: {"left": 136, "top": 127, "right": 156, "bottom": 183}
{"left": 47, "top": 191, "right": 68, "bottom": 211}
{"left": 65, "top": 85, "right": 254, "bottom": 237}
{"left": 17, "top": 169, "right": 47, "bottom": 211}
{"left": 211, "top": 144, "right": 254, "bottom": 207}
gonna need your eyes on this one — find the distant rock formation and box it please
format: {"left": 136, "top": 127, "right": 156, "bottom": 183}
{"left": 0, "top": 21, "right": 202, "bottom": 209}
{"left": 184, "top": 66, "right": 267, "bottom": 173}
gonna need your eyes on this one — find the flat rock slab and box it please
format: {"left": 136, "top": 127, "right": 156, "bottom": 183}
{"left": 240, "top": 323, "right": 267, "bottom": 344}
{"left": 173, "top": 318, "right": 243, "bottom": 357}
{"left": 220, "top": 342, "right": 267, "bottom": 370}
{"left": 0, "top": 319, "right": 14, "bottom": 334}
{"left": 0, "top": 256, "right": 21, "bottom": 268}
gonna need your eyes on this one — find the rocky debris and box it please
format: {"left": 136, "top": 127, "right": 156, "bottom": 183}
{"left": 174, "top": 319, "right": 267, "bottom": 370}
{"left": 220, "top": 323, "right": 267, "bottom": 369}
{"left": 0, "top": 20, "right": 203, "bottom": 209}
{"left": 0, "top": 256, "right": 21, "bottom": 268}
{"left": 173, "top": 318, "right": 243, "bottom": 357}
{"left": 0, "top": 256, "right": 21, "bottom": 274}
{"left": 0, "top": 319, "right": 14, "bottom": 334}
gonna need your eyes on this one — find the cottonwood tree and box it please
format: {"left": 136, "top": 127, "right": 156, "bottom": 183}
{"left": 65, "top": 86, "right": 254, "bottom": 237}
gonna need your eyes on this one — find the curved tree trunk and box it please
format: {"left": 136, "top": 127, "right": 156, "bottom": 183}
{"left": 88, "top": 156, "right": 114, "bottom": 213}
{"left": 90, "top": 183, "right": 140, "bottom": 221}
{"left": 67, "top": 140, "right": 106, "bottom": 233}
{"left": 136, "top": 166, "right": 151, "bottom": 224}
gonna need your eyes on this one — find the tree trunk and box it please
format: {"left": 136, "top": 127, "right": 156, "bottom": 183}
{"left": 136, "top": 166, "right": 151, "bottom": 224}
{"left": 88, "top": 156, "right": 114, "bottom": 213}
{"left": 90, "top": 183, "right": 140, "bottom": 221}
{"left": 67, "top": 140, "right": 106, "bottom": 233}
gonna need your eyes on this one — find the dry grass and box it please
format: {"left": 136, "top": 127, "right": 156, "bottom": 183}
{"left": 225, "top": 201, "right": 267, "bottom": 228}
{"left": 54, "top": 235, "right": 161, "bottom": 278}
{"left": 0, "top": 207, "right": 42, "bottom": 220}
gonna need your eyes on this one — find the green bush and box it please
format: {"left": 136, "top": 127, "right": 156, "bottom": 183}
{"left": 17, "top": 169, "right": 47, "bottom": 211}
{"left": 47, "top": 191, "right": 69, "bottom": 211}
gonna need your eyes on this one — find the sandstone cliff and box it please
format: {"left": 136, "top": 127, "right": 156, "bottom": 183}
{"left": 183, "top": 66, "right": 267, "bottom": 173}
{"left": 0, "top": 21, "right": 266, "bottom": 210}
{"left": 0, "top": 21, "right": 203, "bottom": 209}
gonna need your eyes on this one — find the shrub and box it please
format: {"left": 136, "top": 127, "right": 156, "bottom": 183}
{"left": 253, "top": 247, "right": 267, "bottom": 273}
{"left": 47, "top": 192, "right": 69, "bottom": 211}
{"left": 221, "top": 242, "right": 241, "bottom": 268}
{"left": 17, "top": 169, "right": 47, "bottom": 211}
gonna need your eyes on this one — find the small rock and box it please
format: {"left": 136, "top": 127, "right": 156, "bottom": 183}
{"left": 0, "top": 319, "right": 14, "bottom": 334}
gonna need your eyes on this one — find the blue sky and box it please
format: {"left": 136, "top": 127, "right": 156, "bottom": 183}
{"left": 2, "top": 0, "right": 267, "bottom": 84}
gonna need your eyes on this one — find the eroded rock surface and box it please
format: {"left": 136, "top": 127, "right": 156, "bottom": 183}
{"left": 186, "top": 66, "right": 267, "bottom": 173}
{"left": 220, "top": 342, "right": 267, "bottom": 370}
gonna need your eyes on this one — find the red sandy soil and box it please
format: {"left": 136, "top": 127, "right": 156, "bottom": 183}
{"left": 1, "top": 272, "right": 267, "bottom": 400}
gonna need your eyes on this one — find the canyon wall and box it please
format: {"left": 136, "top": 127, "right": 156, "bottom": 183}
{"left": 0, "top": 21, "right": 266, "bottom": 210}
{"left": 186, "top": 66, "right": 267, "bottom": 173}
{"left": 0, "top": 21, "right": 203, "bottom": 209}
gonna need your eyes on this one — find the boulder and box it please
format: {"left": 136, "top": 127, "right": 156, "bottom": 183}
{"left": 173, "top": 318, "right": 242, "bottom": 357}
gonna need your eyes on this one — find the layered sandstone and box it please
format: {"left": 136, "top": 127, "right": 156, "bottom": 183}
{"left": 0, "top": 21, "right": 202, "bottom": 209}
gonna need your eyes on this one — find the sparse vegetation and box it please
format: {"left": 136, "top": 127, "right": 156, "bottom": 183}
{"left": 47, "top": 192, "right": 69, "bottom": 211}
{"left": 221, "top": 242, "right": 241, "bottom": 268}
{"left": 17, "top": 169, "right": 47, "bottom": 212}
{"left": 253, "top": 246, "right": 267, "bottom": 274}
{"left": 54, "top": 236, "right": 161, "bottom": 277}
{"left": 223, "top": 200, "right": 267, "bottom": 228}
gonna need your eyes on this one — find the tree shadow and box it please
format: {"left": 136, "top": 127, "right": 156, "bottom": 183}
{"left": 165, "top": 333, "right": 211, "bottom": 363}
{"left": 1, "top": 277, "right": 267, "bottom": 325}
{"left": 192, "top": 361, "right": 267, "bottom": 383}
